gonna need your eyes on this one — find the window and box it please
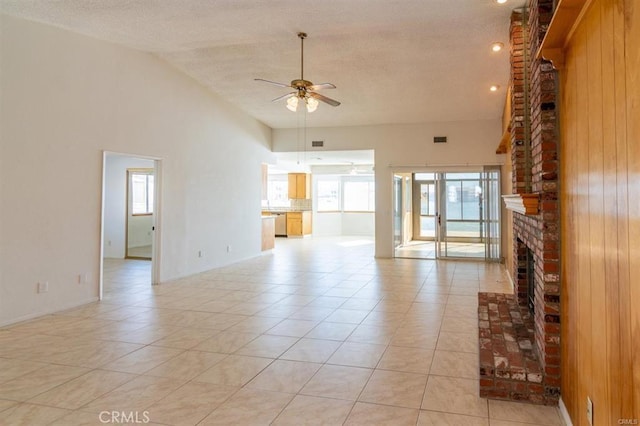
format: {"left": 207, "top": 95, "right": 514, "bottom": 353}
{"left": 266, "top": 174, "right": 289, "bottom": 207}
{"left": 316, "top": 178, "right": 340, "bottom": 211}
{"left": 446, "top": 179, "right": 481, "bottom": 221}
{"left": 314, "top": 175, "right": 375, "bottom": 213}
{"left": 343, "top": 180, "right": 375, "bottom": 212}
{"left": 419, "top": 183, "right": 435, "bottom": 215}
{"left": 130, "top": 171, "right": 154, "bottom": 215}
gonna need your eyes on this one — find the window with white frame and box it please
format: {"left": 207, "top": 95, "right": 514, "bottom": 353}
{"left": 130, "top": 171, "right": 154, "bottom": 215}
{"left": 343, "top": 178, "right": 375, "bottom": 212}
{"left": 315, "top": 175, "right": 375, "bottom": 212}
{"left": 316, "top": 177, "right": 341, "bottom": 211}
{"left": 266, "top": 174, "right": 290, "bottom": 207}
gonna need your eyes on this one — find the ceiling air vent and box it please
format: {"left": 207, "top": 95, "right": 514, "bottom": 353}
{"left": 433, "top": 136, "right": 447, "bottom": 143}
{"left": 311, "top": 140, "right": 324, "bottom": 147}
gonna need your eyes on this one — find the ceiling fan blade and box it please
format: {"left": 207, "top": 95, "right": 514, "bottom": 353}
{"left": 308, "top": 91, "right": 341, "bottom": 107}
{"left": 271, "top": 92, "right": 296, "bottom": 102}
{"left": 307, "top": 83, "right": 336, "bottom": 91}
{"left": 254, "top": 78, "right": 292, "bottom": 88}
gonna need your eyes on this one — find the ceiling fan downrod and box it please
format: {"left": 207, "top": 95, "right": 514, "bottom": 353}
{"left": 298, "top": 32, "right": 307, "bottom": 82}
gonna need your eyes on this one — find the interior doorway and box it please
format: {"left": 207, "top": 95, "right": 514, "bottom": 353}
{"left": 126, "top": 168, "right": 154, "bottom": 259}
{"left": 100, "top": 152, "right": 161, "bottom": 299}
{"left": 394, "top": 168, "right": 501, "bottom": 261}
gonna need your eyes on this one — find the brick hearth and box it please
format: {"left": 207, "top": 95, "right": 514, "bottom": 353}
{"left": 478, "top": 292, "right": 558, "bottom": 405}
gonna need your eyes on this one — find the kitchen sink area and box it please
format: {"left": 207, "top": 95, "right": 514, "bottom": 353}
{"left": 261, "top": 171, "right": 313, "bottom": 250}
{"left": 261, "top": 205, "right": 312, "bottom": 238}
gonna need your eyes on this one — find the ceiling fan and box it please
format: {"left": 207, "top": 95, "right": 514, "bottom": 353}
{"left": 347, "top": 162, "right": 374, "bottom": 175}
{"left": 255, "top": 32, "right": 340, "bottom": 113}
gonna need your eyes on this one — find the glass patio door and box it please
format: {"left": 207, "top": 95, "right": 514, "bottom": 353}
{"left": 436, "top": 171, "right": 500, "bottom": 260}
{"left": 482, "top": 167, "right": 501, "bottom": 261}
{"left": 437, "top": 173, "right": 483, "bottom": 258}
{"left": 393, "top": 175, "right": 403, "bottom": 248}
{"left": 412, "top": 174, "right": 437, "bottom": 241}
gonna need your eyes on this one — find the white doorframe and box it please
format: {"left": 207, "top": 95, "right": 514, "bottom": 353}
{"left": 151, "top": 158, "right": 162, "bottom": 285}
{"left": 99, "top": 151, "right": 163, "bottom": 300}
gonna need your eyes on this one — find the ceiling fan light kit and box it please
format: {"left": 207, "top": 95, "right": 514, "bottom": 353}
{"left": 256, "top": 32, "right": 340, "bottom": 113}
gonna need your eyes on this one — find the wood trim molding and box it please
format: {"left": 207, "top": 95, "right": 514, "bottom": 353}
{"left": 537, "top": 0, "right": 594, "bottom": 69}
{"left": 496, "top": 129, "right": 511, "bottom": 154}
{"left": 540, "top": 47, "right": 566, "bottom": 70}
{"left": 496, "top": 87, "right": 512, "bottom": 154}
{"left": 502, "top": 193, "right": 540, "bottom": 215}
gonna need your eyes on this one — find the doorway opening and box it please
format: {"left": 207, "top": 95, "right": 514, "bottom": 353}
{"left": 393, "top": 168, "right": 501, "bottom": 261}
{"left": 126, "top": 168, "right": 154, "bottom": 259}
{"left": 100, "top": 152, "right": 161, "bottom": 300}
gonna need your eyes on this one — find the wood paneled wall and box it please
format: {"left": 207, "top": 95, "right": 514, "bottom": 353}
{"left": 560, "top": 0, "right": 639, "bottom": 423}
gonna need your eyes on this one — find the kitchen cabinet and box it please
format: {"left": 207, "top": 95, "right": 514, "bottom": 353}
{"left": 286, "top": 211, "right": 312, "bottom": 237}
{"left": 288, "top": 173, "right": 311, "bottom": 199}
{"left": 261, "top": 216, "right": 275, "bottom": 251}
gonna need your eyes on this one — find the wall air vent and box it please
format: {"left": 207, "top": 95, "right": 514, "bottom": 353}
{"left": 433, "top": 136, "right": 447, "bottom": 143}
{"left": 311, "top": 140, "right": 324, "bottom": 147}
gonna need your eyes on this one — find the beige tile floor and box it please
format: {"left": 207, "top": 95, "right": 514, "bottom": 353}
{"left": 0, "top": 237, "right": 564, "bottom": 425}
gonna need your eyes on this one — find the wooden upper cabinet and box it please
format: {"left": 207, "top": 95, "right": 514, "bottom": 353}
{"left": 288, "top": 173, "right": 311, "bottom": 199}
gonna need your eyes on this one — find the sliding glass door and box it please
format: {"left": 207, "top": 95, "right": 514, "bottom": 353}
{"left": 412, "top": 174, "right": 437, "bottom": 241}
{"left": 437, "top": 171, "right": 501, "bottom": 260}
{"left": 482, "top": 167, "right": 501, "bottom": 261}
{"left": 395, "top": 169, "right": 501, "bottom": 261}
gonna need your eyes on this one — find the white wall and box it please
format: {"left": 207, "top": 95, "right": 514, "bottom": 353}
{"left": 313, "top": 213, "right": 342, "bottom": 237}
{"left": 342, "top": 213, "right": 375, "bottom": 236}
{"left": 273, "top": 121, "right": 505, "bottom": 257}
{"left": 127, "top": 215, "right": 153, "bottom": 249}
{"left": 312, "top": 212, "right": 375, "bottom": 237}
{"left": 103, "top": 156, "right": 154, "bottom": 258}
{"left": 0, "top": 15, "right": 271, "bottom": 325}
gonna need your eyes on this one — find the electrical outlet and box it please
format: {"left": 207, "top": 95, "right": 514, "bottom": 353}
{"left": 108, "top": 240, "right": 112, "bottom": 246}
{"left": 587, "top": 396, "right": 593, "bottom": 425}
{"left": 227, "top": 245, "right": 232, "bottom": 253}
{"left": 37, "top": 281, "right": 49, "bottom": 293}
{"left": 198, "top": 250, "right": 203, "bottom": 258}
{"left": 78, "top": 273, "right": 88, "bottom": 284}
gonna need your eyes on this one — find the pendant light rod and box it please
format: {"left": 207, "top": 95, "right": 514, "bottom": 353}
{"left": 298, "top": 32, "right": 307, "bottom": 81}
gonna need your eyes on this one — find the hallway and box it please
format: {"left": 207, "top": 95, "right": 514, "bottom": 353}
{"left": 0, "top": 237, "right": 562, "bottom": 425}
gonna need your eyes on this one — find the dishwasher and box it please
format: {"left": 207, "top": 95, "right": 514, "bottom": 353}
{"left": 273, "top": 213, "right": 287, "bottom": 237}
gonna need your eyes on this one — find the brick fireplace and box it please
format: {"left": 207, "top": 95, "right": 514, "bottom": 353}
{"left": 479, "top": 0, "right": 560, "bottom": 405}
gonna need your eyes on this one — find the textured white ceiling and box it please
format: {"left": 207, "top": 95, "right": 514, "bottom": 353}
{"left": 0, "top": 0, "right": 521, "bottom": 129}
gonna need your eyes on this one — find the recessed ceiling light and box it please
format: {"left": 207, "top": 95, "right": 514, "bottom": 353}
{"left": 490, "top": 85, "right": 500, "bottom": 92}
{"left": 495, "top": 0, "right": 508, "bottom": 3}
{"left": 491, "top": 42, "right": 504, "bottom": 52}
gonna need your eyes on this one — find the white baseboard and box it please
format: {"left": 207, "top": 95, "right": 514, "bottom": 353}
{"left": 559, "top": 397, "right": 573, "bottom": 426}
{"left": 0, "top": 297, "right": 99, "bottom": 328}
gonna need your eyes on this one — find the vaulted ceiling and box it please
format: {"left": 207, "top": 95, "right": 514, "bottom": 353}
{"left": 0, "top": 0, "right": 521, "bottom": 129}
